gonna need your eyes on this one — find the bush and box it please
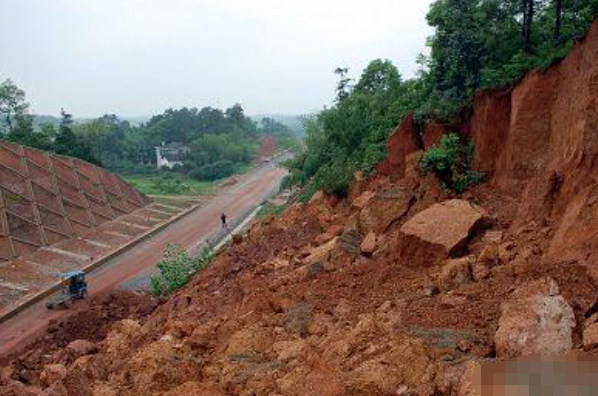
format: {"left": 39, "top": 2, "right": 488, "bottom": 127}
{"left": 151, "top": 244, "right": 214, "bottom": 297}
{"left": 361, "top": 142, "right": 387, "bottom": 172}
{"left": 420, "top": 133, "right": 483, "bottom": 194}
{"left": 189, "top": 160, "right": 235, "bottom": 181}
{"left": 297, "top": 181, "right": 320, "bottom": 203}
{"left": 315, "top": 155, "right": 355, "bottom": 197}
{"left": 152, "top": 177, "right": 192, "bottom": 194}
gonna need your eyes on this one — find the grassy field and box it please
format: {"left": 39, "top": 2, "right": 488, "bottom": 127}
{"left": 125, "top": 175, "right": 218, "bottom": 197}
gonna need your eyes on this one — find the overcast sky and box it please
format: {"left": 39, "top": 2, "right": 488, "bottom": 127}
{"left": 0, "top": 0, "right": 434, "bottom": 118}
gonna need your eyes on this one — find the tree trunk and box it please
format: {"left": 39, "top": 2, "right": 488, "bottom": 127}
{"left": 554, "top": 0, "right": 563, "bottom": 44}
{"left": 5, "top": 114, "right": 12, "bottom": 134}
{"left": 522, "top": 0, "right": 534, "bottom": 53}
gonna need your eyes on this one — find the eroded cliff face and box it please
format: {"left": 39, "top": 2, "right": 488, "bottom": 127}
{"left": 464, "top": 17, "right": 598, "bottom": 279}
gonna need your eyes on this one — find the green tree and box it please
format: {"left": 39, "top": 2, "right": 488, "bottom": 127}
{"left": 55, "top": 109, "right": 102, "bottom": 165}
{"left": 0, "top": 79, "right": 29, "bottom": 134}
{"left": 426, "top": 0, "right": 484, "bottom": 107}
{"left": 334, "top": 67, "right": 352, "bottom": 102}
{"left": 286, "top": 1, "right": 598, "bottom": 196}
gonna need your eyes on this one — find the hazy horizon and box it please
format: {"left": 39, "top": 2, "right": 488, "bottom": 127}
{"left": 1, "top": 0, "right": 434, "bottom": 118}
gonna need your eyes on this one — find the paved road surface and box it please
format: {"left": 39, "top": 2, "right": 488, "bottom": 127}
{"left": 0, "top": 161, "right": 287, "bottom": 358}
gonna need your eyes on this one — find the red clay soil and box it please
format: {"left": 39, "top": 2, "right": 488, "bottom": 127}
{"left": 5, "top": 16, "right": 598, "bottom": 396}
{"left": 6, "top": 167, "right": 598, "bottom": 395}
{"left": 0, "top": 291, "right": 157, "bottom": 371}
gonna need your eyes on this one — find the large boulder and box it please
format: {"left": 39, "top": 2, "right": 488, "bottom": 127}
{"left": 494, "top": 277, "right": 575, "bottom": 358}
{"left": 359, "top": 186, "right": 414, "bottom": 234}
{"left": 397, "top": 200, "right": 487, "bottom": 267}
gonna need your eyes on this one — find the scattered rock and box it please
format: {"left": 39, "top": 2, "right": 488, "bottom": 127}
{"left": 91, "top": 383, "right": 118, "bottom": 396}
{"left": 436, "top": 361, "right": 481, "bottom": 396}
{"left": 498, "top": 241, "right": 516, "bottom": 265}
{"left": 494, "top": 277, "right": 575, "bottom": 358}
{"left": 354, "top": 171, "right": 365, "bottom": 182}
{"left": 347, "top": 358, "right": 401, "bottom": 395}
{"left": 272, "top": 340, "right": 307, "bottom": 363}
{"left": 586, "top": 312, "right": 598, "bottom": 326}
{"left": 423, "top": 276, "right": 440, "bottom": 297}
{"left": 226, "top": 325, "right": 274, "bottom": 356}
{"left": 66, "top": 340, "right": 97, "bottom": 358}
{"left": 396, "top": 384, "right": 419, "bottom": 396}
{"left": 439, "top": 257, "right": 472, "bottom": 291}
{"left": 360, "top": 232, "right": 378, "bottom": 256}
{"left": 398, "top": 200, "right": 487, "bottom": 267}
{"left": 310, "top": 190, "right": 325, "bottom": 204}
{"left": 160, "top": 381, "right": 225, "bottom": 396}
{"left": 305, "top": 238, "right": 338, "bottom": 266}
{"left": 40, "top": 383, "right": 67, "bottom": 396}
{"left": 306, "top": 262, "right": 325, "bottom": 279}
{"left": 105, "top": 319, "right": 142, "bottom": 355}
{"left": 439, "top": 294, "right": 468, "bottom": 308}
{"left": 477, "top": 244, "right": 499, "bottom": 268}
{"left": 277, "top": 352, "right": 346, "bottom": 396}
{"left": 315, "top": 225, "right": 344, "bottom": 245}
{"left": 482, "top": 230, "right": 503, "bottom": 244}
{"left": 284, "top": 302, "right": 314, "bottom": 337}
{"left": 352, "top": 190, "right": 375, "bottom": 210}
{"left": 187, "top": 321, "right": 219, "bottom": 351}
{"left": 377, "top": 301, "right": 393, "bottom": 314}
{"left": 583, "top": 323, "right": 598, "bottom": 349}
{"left": 471, "top": 258, "right": 491, "bottom": 282}
{"left": 40, "top": 364, "right": 67, "bottom": 388}
{"left": 337, "top": 229, "right": 362, "bottom": 257}
{"left": 333, "top": 299, "right": 353, "bottom": 321}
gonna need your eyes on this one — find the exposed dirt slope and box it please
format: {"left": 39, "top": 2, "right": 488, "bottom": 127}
{"left": 4, "top": 15, "right": 598, "bottom": 396}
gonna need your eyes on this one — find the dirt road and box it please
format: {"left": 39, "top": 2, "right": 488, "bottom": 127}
{"left": 0, "top": 161, "right": 288, "bottom": 358}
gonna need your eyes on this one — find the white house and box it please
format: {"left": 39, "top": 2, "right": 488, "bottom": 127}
{"left": 155, "top": 142, "right": 191, "bottom": 169}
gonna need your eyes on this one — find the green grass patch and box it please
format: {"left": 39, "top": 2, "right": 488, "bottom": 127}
{"left": 151, "top": 244, "right": 215, "bottom": 297}
{"left": 257, "top": 203, "right": 289, "bottom": 219}
{"left": 125, "top": 175, "right": 217, "bottom": 196}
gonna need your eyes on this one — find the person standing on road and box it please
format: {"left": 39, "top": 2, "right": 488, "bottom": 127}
{"left": 221, "top": 213, "right": 228, "bottom": 229}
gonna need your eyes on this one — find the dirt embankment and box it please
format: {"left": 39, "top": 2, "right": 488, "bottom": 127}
{"left": 4, "top": 15, "right": 598, "bottom": 396}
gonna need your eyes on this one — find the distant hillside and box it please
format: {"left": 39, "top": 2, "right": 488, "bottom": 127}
{"left": 33, "top": 115, "right": 150, "bottom": 127}
{"left": 34, "top": 114, "right": 304, "bottom": 132}
{"left": 251, "top": 114, "right": 306, "bottom": 136}
{"left": 32, "top": 115, "right": 61, "bottom": 128}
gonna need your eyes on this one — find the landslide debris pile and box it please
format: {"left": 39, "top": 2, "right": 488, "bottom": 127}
{"left": 4, "top": 16, "right": 598, "bottom": 396}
